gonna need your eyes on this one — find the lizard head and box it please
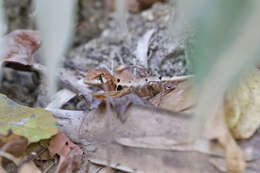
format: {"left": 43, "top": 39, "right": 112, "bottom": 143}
{"left": 84, "top": 69, "right": 118, "bottom": 91}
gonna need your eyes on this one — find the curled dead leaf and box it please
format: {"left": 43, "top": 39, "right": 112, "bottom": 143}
{"left": 48, "top": 132, "right": 82, "bottom": 173}
{"left": 2, "top": 30, "right": 40, "bottom": 71}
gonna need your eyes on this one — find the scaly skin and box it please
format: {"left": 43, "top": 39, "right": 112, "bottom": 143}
{"left": 85, "top": 68, "right": 193, "bottom": 97}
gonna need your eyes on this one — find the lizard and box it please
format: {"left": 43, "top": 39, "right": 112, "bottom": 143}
{"left": 84, "top": 68, "right": 193, "bottom": 98}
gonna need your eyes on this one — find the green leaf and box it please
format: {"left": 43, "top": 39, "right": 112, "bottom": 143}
{"left": 0, "top": 94, "right": 58, "bottom": 143}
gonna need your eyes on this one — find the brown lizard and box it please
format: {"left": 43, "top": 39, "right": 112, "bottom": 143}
{"left": 84, "top": 68, "right": 193, "bottom": 98}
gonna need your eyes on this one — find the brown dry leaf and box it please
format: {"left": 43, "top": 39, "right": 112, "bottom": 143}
{"left": 2, "top": 30, "right": 40, "bottom": 71}
{"left": 205, "top": 108, "right": 245, "bottom": 173}
{"left": 79, "top": 104, "right": 192, "bottom": 146}
{"left": 0, "top": 131, "right": 28, "bottom": 173}
{"left": 79, "top": 104, "right": 205, "bottom": 172}
{"left": 80, "top": 104, "right": 220, "bottom": 173}
{"left": 48, "top": 132, "right": 83, "bottom": 173}
{"left": 0, "top": 131, "right": 28, "bottom": 158}
{"left": 87, "top": 144, "right": 223, "bottom": 173}
{"left": 224, "top": 69, "right": 260, "bottom": 139}
{"left": 18, "top": 161, "right": 41, "bottom": 173}
{"left": 150, "top": 81, "right": 194, "bottom": 112}
{"left": 85, "top": 69, "right": 117, "bottom": 91}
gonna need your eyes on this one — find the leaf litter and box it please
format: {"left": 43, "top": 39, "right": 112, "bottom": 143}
{"left": 1, "top": 32, "right": 258, "bottom": 173}
{"left": 48, "top": 132, "right": 83, "bottom": 173}
{"left": 1, "top": 1, "right": 260, "bottom": 173}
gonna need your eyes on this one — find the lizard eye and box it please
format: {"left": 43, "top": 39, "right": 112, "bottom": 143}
{"left": 117, "top": 78, "right": 120, "bottom": 82}
{"left": 98, "top": 75, "right": 107, "bottom": 83}
{"left": 98, "top": 75, "right": 103, "bottom": 83}
{"left": 116, "top": 85, "right": 123, "bottom": 91}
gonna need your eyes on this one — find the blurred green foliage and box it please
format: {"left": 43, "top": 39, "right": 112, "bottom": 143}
{"left": 187, "top": 0, "right": 254, "bottom": 84}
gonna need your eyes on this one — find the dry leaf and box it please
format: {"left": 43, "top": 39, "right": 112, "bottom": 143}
{"left": 225, "top": 69, "right": 260, "bottom": 139}
{"left": 0, "top": 131, "right": 28, "bottom": 173}
{"left": 205, "top": 108, "right": 245, "bottom": 173}
{"left": 2, "top": 30, "right": 40, "bottom": 71}
{"left": 48, "top": 132, "right": 82, "bottom": 173}
{"left": 46, "top": 109, "right": 85, "bottom": 144}
{"left": 0, "top": 130, "right": 28, "bottom": 158}
{"left": 86, "top": 142, "right": 220, "bottom": 173}
{"left": 150, "top": 81, "right": 194, "bottom": 112}
{"left": 80, "top": 104, "right": 193, "bottom": 148}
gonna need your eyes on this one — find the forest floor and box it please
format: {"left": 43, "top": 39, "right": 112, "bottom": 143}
{"left": 0, "top": 1, "right": 259, "bottom": 173}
